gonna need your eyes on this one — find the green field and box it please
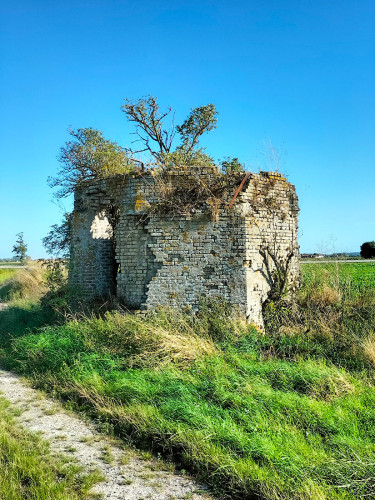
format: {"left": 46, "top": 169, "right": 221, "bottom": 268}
{"left": 0, "top": 268, "right": 17, "bottom": 285}
{"left": 0, "top": 262, "right": 375, "bottom": 499}
{"left": 302, "top": 261, "right": 375, "bottom": 289}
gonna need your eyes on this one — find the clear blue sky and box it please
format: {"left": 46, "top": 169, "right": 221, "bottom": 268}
{"left": 0, "top": 0, "right": 374, "bottom": 258}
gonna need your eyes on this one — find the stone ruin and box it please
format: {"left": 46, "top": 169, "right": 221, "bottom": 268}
{"left": 70, "top": 165, "right": 300, "bottom": 327}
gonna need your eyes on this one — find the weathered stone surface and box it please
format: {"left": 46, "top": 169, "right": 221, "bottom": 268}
{"left": 70, "top": 167, "right": 300, "bottom": 327}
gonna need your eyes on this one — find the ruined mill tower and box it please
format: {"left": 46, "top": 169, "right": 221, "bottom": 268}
{"left": 70, "top": 165, "right": 300, "bottom": 326}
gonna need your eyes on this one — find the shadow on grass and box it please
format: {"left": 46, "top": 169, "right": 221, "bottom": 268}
{"left": 0, "top": 301, "right": 57, "bottom": 353}
{"left": 0, "top": 283, "right": 13, "bottom": 301}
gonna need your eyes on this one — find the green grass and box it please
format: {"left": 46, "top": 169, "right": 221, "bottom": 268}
{"left": 0, "top": 396, "right": 100, "bottom": 499}
{"left": 0, "top": 264, "right": 375, "bottom": 499}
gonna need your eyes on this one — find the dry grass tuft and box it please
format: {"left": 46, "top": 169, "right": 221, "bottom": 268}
{"left": 309, "top": 285, "right": 341, "bottom": 306}
{"left": 362, "top": 335, "right": 375, "bottom": 367}
{"left": 129, "top": 325, "right": 218, "bottom": 368}
{"left": 105, "top": 312, "right": 218, "bottom": 368}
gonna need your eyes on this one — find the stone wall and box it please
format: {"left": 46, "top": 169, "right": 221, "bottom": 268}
{"left": 69, "top": 167, "right": 300, "bottom": 326}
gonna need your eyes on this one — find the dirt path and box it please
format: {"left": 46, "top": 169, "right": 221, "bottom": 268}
{"left": 0, "top": 369, "right": 211, "bottom": 499}
{"left": 0, "top": 265, "right": 27, "bottom": 268}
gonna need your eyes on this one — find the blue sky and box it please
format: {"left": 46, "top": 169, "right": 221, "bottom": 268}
{"left": 0, "top": 0, "right": 374, "bottom": 257}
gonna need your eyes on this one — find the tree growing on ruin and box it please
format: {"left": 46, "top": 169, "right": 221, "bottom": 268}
{"left": 48, "top": 128, "right": 136, "bottom": 199}
{"left": 121, "top": 96, "right": 218, "bottom": 166}
{"left": 12, "top": 232, "right": 28, "bottom": 263}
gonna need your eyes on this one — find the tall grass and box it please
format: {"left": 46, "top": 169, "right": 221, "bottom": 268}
{"left": 0, "top": 266, "right": 61, "bottom": 340}
{"left": 263, "top": 263, "right": 375, "bottom": 371}
{"left": 1, "top": 264, "right": 375, "bottom": 499}
{"left": 0, "top": 265, "right": 46, "bottom": 302}
{"left": 0, "top": 396, "right": 100, "bottom": 499}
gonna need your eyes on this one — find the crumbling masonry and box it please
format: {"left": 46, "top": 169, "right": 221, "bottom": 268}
{"left": 70, "top": 165, "right": 300, "bottom": 326}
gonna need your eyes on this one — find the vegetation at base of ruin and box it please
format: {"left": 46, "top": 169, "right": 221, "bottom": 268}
{"left": 39, "top": 259, "right": 70, "bottom": 312}
{"left": 0, "top": 396, "right": 101, "bottom": 499}
{"left": 260, "top": 245, "right": 295, "bottom": 307}
{"left": 1, "top": 264, "right": 375, "bottom": 499}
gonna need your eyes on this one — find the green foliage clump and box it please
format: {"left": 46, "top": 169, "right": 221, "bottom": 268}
{"left": 48, "top": 128, "right": 137, "bottom": 199}
{"left": 160, "top": 147, "right": 215, "bottom": 168}
{"left": 43, "top": 213, "right": 72, "bottom": 258}
{"left": 360, "top": 241, "right": 375, "bottom": 259}
{"left": 40, "top": 260, "right": 69, "bottom": 313}
{"left": 220, "top": 157, "right": 245, "bottom": 174}
{"left": 176, "top": 103, "right": 218, "bottom": 152}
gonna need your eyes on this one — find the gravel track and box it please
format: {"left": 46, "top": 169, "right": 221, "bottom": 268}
{"left": 0, "top": 369, "right": 212, "bottom": 499}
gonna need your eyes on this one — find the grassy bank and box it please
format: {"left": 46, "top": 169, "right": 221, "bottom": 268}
{"left": 0, "top": 265, "right": 46, "bottom": 302}
{"left": 0, "top": 264, "right": 375, "bottom": 499}
{"left": 0, "top": 396, "right": 99, "bottom": 499}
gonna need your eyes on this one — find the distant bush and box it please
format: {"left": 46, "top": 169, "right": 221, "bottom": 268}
{"left": 360, "top": 241, "right": 375, "bottom": 259}
{"left": 40, "top": 260, "right": 69, "bottom": 313}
